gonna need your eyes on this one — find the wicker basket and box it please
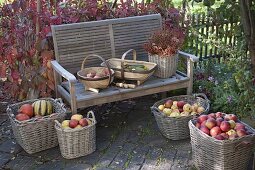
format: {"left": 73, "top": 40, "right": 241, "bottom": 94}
{"left": 189, "top": 119, "right": 255, "bottom": 170}
{"left": 55, "top": 111, "right": 96, "bottom": 159}
{"left": 105, "top": 49, "right": 157, "bottom": 85}
{"left": 7, "top": 98, "right": 66, "bottom": 154}
{"left": 77, "top": 54, "right": 115, "bottom": 91}
{"left": 148, "top": 53, "right": 178, "bottom": 78}
{"left": 151, "top": 93, "right": 210, "bottom": 140}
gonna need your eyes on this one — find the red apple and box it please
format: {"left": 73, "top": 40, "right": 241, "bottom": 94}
{"left": 205, "top": 118, "right": 217, "bottom": 129}
{"left": 164, "top": 100, "right": 173, "bottom": 108}
{"left": 201, "top": 121, "right": 207, "bottom": 127}
{"left": 224, "top": 114, "right": 238, "bottom": 122}
{"left": 216, "top": 118, "right": 224, "bottom": 127}
{"left": 220, "top": 133, "right": 229, "bottom": 139}
{"left": 210, "top": 126, "right": 222, "bottom": 137}
{"left": 195, "top": 122, "right": 201, "bottom": 129}
{"left": 215, "top": 112, "right": 223, "bottom": 118}
{"left": 208, "top": 113, "right": 216, "bottom": 119}
{"left": 214, "top": 134, "right": 225, "bottom": 140}
{"left": 69, "top": 119, "right": 79, "bottom": 128}
{"left": 200, "top": 126, "right": 210, "bottom": 135}
{"left": 229, "top": 134, "right": 238, "bottom": 140}
{"left": 197, "top": 115, "right": 208, "bottom": 124}
{"left": 220, "top": 121, "right": 231, "bottom": 132}
{"left": 234, "top": 123, "right": 246, "bottom": 130}
{"left": 79, "top": 118, "right": 88, "bottom": 127}
{"left": 177, "top": 101, "right": 186, "bottom": 108}
{"left": 178, "top": 108, "right": 184, "bottom": 113}
{"left": 236, "top": 129, "right": 247, "bottom": 137}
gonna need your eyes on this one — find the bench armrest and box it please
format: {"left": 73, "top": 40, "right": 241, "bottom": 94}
{"left": 178, "top": 51, "right": 199, "bottom": 62}
{"left": 51, "top": 60, "right": 77, "bottom": 83}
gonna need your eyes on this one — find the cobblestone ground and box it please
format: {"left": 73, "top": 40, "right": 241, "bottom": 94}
{"left": 0, "top": 95, "right": 253, "bottom": 170}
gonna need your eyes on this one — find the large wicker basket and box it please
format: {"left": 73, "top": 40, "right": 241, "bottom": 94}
{"left": 7, "top": 98, "right": 66, "bottom": 154}
{"left": 189, "top": 119, "right": 255, "bottom": 170}
{"left": 77, "top": 54, "right": 114, "bottom": 92}
{"left": 105, "top": 49, "right": 157, "bottom": 85}
{"left": 151, "top": 93, "right": 210, "bottom": 140}
{"left": 148, "top": 53, "right": 178, "bottom": 78}
{"left": 55, "top": 111, "right": 96, "bottom": 159}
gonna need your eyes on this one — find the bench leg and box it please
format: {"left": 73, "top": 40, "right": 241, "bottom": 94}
{"left": 187, "top": 59, "right": 194, "bottom": 95}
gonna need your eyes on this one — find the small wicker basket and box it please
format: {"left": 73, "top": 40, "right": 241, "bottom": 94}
{"left": 189, "top": 119, "right": 255, "bottom": 170}
{"left": 55, "top": 111, "right": 96, "bottom": 159}
{"left": 151, "top": 93, "right": 210, "bottom": 140}
{"left": 77, "top": 54, "right": 114, "bottom": 91}
{"left": 7, "top": 98, "right": 66, "bottom": 154}
{"left": 105, "top": 49, "right": 157, "bottom": 85}
{"left": 148, "top": 53, "right": 178, "bottom": 78}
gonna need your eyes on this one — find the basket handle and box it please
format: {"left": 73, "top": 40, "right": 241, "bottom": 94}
{"left": 193, "top": 93, "right": 210, "bottom": 103}
{"left": 81, "top": 54, "right": 112, "bottom": 86}
{"left": 235, "top": 141, "right": 253, "bottom": 151}
{"left": 87, "top": 111, "right": 96, "bottom": 124}
{"left": 120, "top": 49, "right": 137, "bottom": 79}
{"left": 54, "top": 120, "right": 62, "bottom": 129}
{"left": 151, "top": 106, "right": 161, "bottom": 115}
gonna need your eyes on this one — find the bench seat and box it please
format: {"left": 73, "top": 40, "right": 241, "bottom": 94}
{"left": 59, "top": 72, "right": 190, "bottom": 108}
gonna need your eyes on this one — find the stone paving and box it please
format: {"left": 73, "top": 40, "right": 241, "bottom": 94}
{"left": 0, "top": 94, "right": 253, "bottom": 170}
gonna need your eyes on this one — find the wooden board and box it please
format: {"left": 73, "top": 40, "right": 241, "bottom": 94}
{"left": 60, "top": 73, "right": 190, "bottom": 108}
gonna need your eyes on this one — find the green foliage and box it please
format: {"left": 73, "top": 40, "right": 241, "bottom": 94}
{"left": 194, "top": 60, "right": 255, "bottom": 118}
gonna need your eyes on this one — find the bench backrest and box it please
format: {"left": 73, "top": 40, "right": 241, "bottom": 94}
{"left": 51, "top": 14, "right": 162, "bottom": 74}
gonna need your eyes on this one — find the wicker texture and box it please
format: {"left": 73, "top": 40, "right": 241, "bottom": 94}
{"left": 151, "top": 93, "right": 210, "bottom": 140}
{"left": 105, "top": 49, "right": 157, "bottom": 83}
{"left": 148, "top": 53, "right": 178, "bottom": 78}
{"left": 7, "top": 98, "right": 66, "bottom": 154}
{"left": 189, "top": 119, "right": 255, "bottom": 170}
{"left": 55, "top": 111, "right": 96, "bottom": 159}
{"left": 0, "top": 102, "right": 8, "bottom": 114}
{"left": 77, "top": 54, "right": 114, "bottom": 90}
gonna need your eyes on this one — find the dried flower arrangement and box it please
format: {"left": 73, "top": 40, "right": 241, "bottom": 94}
{"left": 144, "top": 26, "right": 185, "bottom": 57}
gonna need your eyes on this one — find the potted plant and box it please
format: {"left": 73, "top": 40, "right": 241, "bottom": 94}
{"left": 144, "top": 16, "right": 186, "bottom": 78}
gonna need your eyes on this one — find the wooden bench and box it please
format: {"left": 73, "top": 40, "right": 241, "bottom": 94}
{"left": 51, "top": 14, "right": 199, "bottom": 114}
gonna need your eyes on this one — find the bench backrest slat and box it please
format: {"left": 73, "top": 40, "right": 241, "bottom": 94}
{"left": 52, "top": 14, "right": 162, "bottom": 74}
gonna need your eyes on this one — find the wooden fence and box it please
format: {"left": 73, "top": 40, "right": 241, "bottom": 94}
{"left": 184, "top": 13, "right": 241, "bottom": 62}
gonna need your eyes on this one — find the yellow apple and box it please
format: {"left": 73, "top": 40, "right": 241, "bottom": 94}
{"left": 75, "top": 125, "right": 83, "bottom": 129}
{"left": 61, "top": 120, "right": 70, "bottom": 128}
{"left": 172, "top": 109, "right": 180, "bottom": 113}
{"left": 169, "top": 112, "right": 180, "bottom": 118}
{"left": 197, "top": 106, "right": 205, "bottom": 114}
{"left": 163, "top": 108, "right": 172, "bottom": 116}
{"left": 86, "top": 118, "right": 92, "bottom": 125}
{"left": 173, "top": 101, "right": 178, "bottom": 107}
{"left": 183, "top": 104, "right": 192, "bottom": 113}
{"left": 71, "top": 114, "right": 83, "bottom": 121}
{"left": 191, "top": 111, "right": 197, "bottom": 115}
{"left": 228, "top": 120, "right": 236, "bottom": 129}
{"left": 227, "top": 129, "right": 237, "bottom": 136}
{"left": 180, "top": 112, "right": 189, "bottom": 116}
{"left": 158, "top": 105, "right": 165, "bottom": 111}
{"left": 171, "top": 105, "right": 178, "bottom": 110}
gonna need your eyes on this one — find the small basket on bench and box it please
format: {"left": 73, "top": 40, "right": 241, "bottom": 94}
{"left": 104, "top": 49, "right": 157, "bottom": 85}
{"left": 151, "top": 93, "right": 210, "bottom": 140}
{"left": 77, "top": 54, "right": 115, "bottom": 93}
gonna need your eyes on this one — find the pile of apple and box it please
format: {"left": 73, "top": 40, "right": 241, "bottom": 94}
{"left": 157, "top": 100, "right": 205, "bottom": 117}
{"left": 195, "top": 112, "right": 252, "bottom": 140}
{"left": 61, "top": 114, "right": 92, "bottom": 129}
{"left": 85, "top": 68, "right": 110, "bottom": 79}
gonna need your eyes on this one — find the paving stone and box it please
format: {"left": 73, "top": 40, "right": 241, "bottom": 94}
{"left": 4, "top": 155, "right": 38, "bottom": 170}
{"left": 0, "top": 152, "right": 12, "bottom": 168}
{"left": 109, "top": 143, "right": 136, "bottom": 169}
{"left": 127, "top": 145, "right": 150, "bottom": 169}
{"left": 63, "top": 162, "right": 92, "bottom": 170}
{"left": 171, "top": 150, "right": 192, "bottom": 170}
{"left": 36, "top": 160, "right": 65, "bottom": 170}
{"left": 0, "top": 139, "right": 23, "bottom": 154}
{"left": 140, "top": 147, "right": 162, "bottom": 170}
{"left": 73, "top": 150, "right": 101, "bottom": 165}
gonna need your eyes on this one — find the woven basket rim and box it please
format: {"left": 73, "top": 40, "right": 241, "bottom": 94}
{"left": 7, "top": 98, "right": 66, "bottom": 125}
{"left": 189, "top": 119, "right": 255, "bottom": 145}
{"left": 151, "top": 93, "right": 210, "bottom": 119}
{"left": 77, "top": 67, "right": 115, "bottom": 81}
{"left": 148, "top": 53, "right": 179, "bottom": 58}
